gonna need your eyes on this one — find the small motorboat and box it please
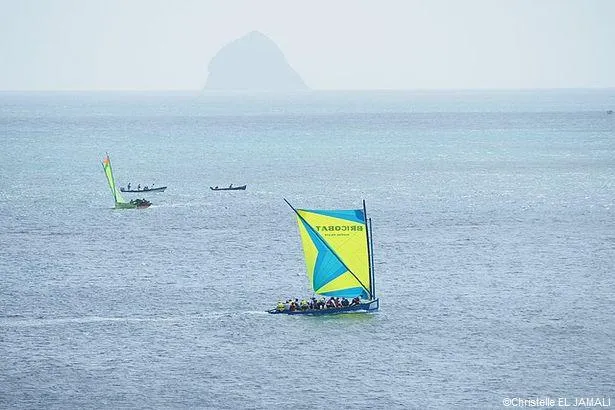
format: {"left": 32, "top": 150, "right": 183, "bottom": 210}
{"left": 120, "top": 186, "right": 167, "bottom": 193}
{"left": 210, "top": 184, "right": 247, "bottom": 191}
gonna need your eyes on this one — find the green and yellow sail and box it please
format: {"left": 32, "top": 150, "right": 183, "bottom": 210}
{"left": 102, "top": 154, "right": 128, "bottom": 207}
{"left": 292, "top": 204, "right": 374, "bottom": 299}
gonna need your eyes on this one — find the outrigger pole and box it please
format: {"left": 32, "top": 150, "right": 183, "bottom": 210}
{"left": 283, "top": 198, "right": 371, "bottom": 297}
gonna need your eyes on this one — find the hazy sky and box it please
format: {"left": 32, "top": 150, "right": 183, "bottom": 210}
{"left": 1, "top": 0, "right": 614, "bottom": 90}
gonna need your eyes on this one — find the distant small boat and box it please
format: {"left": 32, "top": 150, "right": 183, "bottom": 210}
{"left": 120, "top": 186, "right": 167, "bottom": 193}
{"left": 607, "top": 110, "right": 613, "bottom": 114}
{"left": 210, "top": 184, "right": 246, "bottom": 191}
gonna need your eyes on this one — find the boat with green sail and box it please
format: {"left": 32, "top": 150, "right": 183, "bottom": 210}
{"left": 268, "top": 199, "right": 379, "bottom": 315}
{"left": 102, "top": 154, "right": 151, "bottom": 209}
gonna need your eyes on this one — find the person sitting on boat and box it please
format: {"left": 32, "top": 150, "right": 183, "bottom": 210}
{"left": 127, "top": 183, "right": 131, "bottom": 190}
{"left": 325, "top": 297, "right": 335, "bottom": 308}
{"left": 137, "top": 184, "right": 141, "bottom": 190}
{"left": 350, "top": 297, "right": 361, "bottom": 306}
{"left": 300, "top": 299, "right": 309, "bottom": 311}
{"left": 276, "top": 301, "right": 285, "bottom": 312}
{"left": 309, "top": 297, "right": 317, "bottom": 310}
{"left": 318, "top": 297, "right": 326, "bottom": 309}
{"left": 341, "top": 297, "right": 349, "bottom": 307}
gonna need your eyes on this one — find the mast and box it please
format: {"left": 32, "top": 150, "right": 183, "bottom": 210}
{"left": 363, "top": 199, "right": 374, "bottom": 300}
{"left": 284, "top": 198, "right": 371, "bottom": 297}
{"left": 109, "top": 157, "right": 118, "bottom": 204}
{"left": 369, "top": 217, "right": 376, "bottom": 299}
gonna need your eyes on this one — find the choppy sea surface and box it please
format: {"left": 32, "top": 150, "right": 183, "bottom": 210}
{"left": 1, "top": 90, "right": 614, "bottom": 409}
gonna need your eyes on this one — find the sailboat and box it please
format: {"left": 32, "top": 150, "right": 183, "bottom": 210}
{"left": 268, "top": 199, "right": 379, "bottom": 315}
{"left": 101, "top": 154, "right": 151, "bottom": 209}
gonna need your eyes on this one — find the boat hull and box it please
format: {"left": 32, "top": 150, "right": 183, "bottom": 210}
{"left": 267, "top": 299, "right": 379, "bottom": 315}
{"left": 210, "top": 185, "right": 246, "bottom": 191}
{"left": 120, "top": 186, "right": 167, "bottom": 193}
{"left": 114, "top": 201, "right": 151, "bottom": 209}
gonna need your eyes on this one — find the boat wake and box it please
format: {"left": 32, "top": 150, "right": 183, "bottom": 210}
{"left": 242, "top": 310, "right": 269, "bottom": 315}
{"left": 151, "top": 202, "right": 204, "bottom": 208}
{"left": 0, "top": 310, "right": 271, "bottom": 327}
{"left": 0, "top": 315, "right": 181, "bottom": 328}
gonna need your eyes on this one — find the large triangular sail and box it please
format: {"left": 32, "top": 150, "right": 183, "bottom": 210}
{"left": 102, "top": 154, "right": 127, "bottom": 205}
{"left": 289, "top": 201, "right": 374, "bottom": 299}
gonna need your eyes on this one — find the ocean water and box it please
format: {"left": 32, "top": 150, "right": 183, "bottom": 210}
{"left": 1, "top": 90, "right": 614, "bottom": 409}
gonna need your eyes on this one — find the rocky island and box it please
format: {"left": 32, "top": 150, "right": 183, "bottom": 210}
{"left": 204, "top": 31, "right": 308, "bottom": 91}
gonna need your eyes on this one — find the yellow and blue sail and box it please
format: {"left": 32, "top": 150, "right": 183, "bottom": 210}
{"left": 102, "top": 154, "right": 127, "bottom": 205}
{"left": 295, "top": 208, "right": 372, "bottom": 299}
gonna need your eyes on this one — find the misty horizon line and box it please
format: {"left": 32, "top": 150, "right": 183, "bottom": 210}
{"left": 1, "top": 86, "right": 614, "bottom": 93}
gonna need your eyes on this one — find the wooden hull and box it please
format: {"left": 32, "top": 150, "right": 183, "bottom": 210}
{"left": 267, "top": 299, "right": 379, "bottom": 315}
{"left": 210, "top": 185, "right": 246, "bottom": 191}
